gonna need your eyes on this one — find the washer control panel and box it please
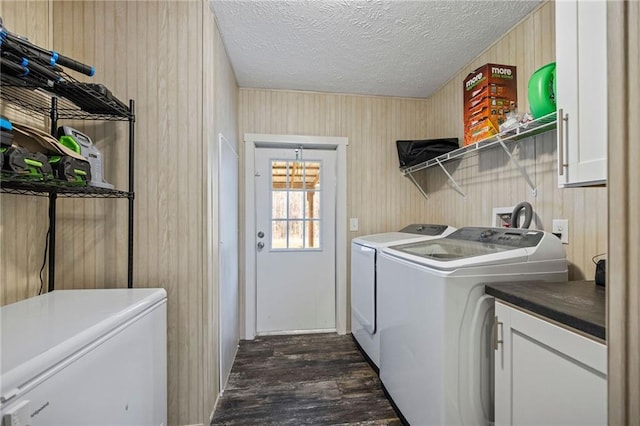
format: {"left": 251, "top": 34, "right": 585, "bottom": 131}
{"left": 399, "top": 224, "right": 449, "bottom": 236}
{"left": 447, "top": 227, "right": 544, "bottom": 248}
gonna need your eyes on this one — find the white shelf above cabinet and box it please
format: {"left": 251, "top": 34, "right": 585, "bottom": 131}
{"left": 402, "top": 112, "right": 557, "bottom": 199}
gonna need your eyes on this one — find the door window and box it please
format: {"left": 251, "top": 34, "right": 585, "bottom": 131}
{"left": 270, "top": 160, "right": 321, "bottom": 250}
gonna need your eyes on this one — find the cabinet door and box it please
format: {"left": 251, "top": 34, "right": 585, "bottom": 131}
{"left": 494, "top": 302, "right": 607, "bottom": 426}
{"left": 556, "top": 0, "right": 607, "bottom": 187}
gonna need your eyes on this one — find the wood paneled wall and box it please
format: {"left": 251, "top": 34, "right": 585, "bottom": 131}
{"left": 1, "top": 2, "right": 238, "bottom": 425}
{"left": 607, "top": 1, "right": 640, "bottom": 424}
{"left": 0, "top": 1, "right": 52, "bottom": 305}
{"left": 239, "top": 90, "right": 432, "bottom": 231}
{"left": 422, "top": 1, "right": 607, "bottom": 280}
{"left": 238, "top": 2, "right": 607, "bottom": 339}
{"left": 238, "top": 90, "right": 432, "bottom": 333}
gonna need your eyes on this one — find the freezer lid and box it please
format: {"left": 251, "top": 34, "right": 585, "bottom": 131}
{"left": 1, "top": 288, "right": 166, "bottom": 397}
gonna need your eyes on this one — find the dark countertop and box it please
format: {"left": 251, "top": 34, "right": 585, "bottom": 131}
{"left": 485, "top": 280, "right": 606, "bottom": 341}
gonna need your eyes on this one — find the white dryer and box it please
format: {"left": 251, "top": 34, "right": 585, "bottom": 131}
{"left": 351, "top": 224, "right": 456, "bottom": 369}
{"left": 377, "top": 227, "right": 567, "bottom": 426}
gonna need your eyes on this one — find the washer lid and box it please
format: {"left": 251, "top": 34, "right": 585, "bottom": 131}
{"left": 396, "top": 238, "right": 516, "bottom": 260}
{"left": 382, "top": 227, "right": 563, "bottom": 270}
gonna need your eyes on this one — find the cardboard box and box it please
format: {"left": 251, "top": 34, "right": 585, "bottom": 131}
{"left": 463, "top": 63, "right": 517, "bottom": 145}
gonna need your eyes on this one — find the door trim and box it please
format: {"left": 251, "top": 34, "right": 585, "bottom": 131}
{"left": 244, "top": 133, "right": 348, "bottom": 339}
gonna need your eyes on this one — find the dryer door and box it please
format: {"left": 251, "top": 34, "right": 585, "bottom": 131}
{"left": 351, "top": 243, "right": 376, "bottom": 334}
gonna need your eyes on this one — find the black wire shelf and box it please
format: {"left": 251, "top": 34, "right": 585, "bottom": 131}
{"left": 1, "top": 29, "right": 137, "bottom": 289}
{"left": 0, "top": 72, "right": 133, "bottom": 121}
{"left": 1, "top": 178, "right": 133, "bottom": 198}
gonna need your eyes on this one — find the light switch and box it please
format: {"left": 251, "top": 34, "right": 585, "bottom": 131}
{"left": 349, "top": 218, "right": 358, "bottom": 231}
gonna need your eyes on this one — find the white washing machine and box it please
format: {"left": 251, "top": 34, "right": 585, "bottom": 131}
{"left": 351, "top": 224, "right": 456, "bottom": 369}
{"left": 377, "top": 227, "right": 567, "bottom": 426}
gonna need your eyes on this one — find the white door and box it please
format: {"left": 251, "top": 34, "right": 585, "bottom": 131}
{"left": 254, "top": 146, "right": 337, "bottom": 334}
{"left": 218, "top": 133, "right": 238, "bottom": 390}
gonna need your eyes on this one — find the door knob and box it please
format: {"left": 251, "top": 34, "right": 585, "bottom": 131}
{"left": 257, "top": 231, "right": 265, "bottom": 238}
{"left": 257, "top": 241, "right": 265, "bottom": 250}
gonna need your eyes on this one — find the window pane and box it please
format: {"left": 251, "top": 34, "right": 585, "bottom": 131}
{"left": 288, "top": 191, "right": 304, "bottom": 219}
{"left": 271, "top": 161, "right": 287, "bottom": 190}
{"left": 305, "top": 190, "right": 320, "bottom": 219}
{"left": 288, "top": 221, "right": 304, "bottom": 249}
{"left": 305, "top": 220, "right": 321, "bottom": 248}
{"left": 270, "top": 159, "right": 323, "bottom": 250}
{"left": 290, "top": 161, "right": 304, "bottom": 189}
{"left": 272, "top": 220, "right": 287, "bottom": 249}
{"left": 305, "top": 161, "right": 321, "bottom": 190}
{"left": 272, "top": 191, "right": 287, "bottom": 219}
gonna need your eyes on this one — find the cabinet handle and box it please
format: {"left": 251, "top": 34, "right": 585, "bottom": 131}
{"left": 558, "top": 108, "right": 567, "bottom": 176}
{"left": 493, "top": 316, "right": 503, "bottom": 350}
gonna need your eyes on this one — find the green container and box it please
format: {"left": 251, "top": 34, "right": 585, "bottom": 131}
{"left": 527, "top": 62, "right": 556, "bottom": 119}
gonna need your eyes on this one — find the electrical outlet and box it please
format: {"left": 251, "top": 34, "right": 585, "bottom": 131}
{"left": 552, "top": 219, "right": 569, "bottom": 244}
{"left": 349, "top": 218, "right": 358, "bottom": 232}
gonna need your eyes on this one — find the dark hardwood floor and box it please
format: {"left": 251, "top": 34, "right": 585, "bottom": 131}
{"left": 211, "top": 333, "right": 401, "bottom": 426}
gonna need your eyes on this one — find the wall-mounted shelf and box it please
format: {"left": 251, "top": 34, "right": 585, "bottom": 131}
{"left": 402, "top": 112, "right": 557, "bottom": 199}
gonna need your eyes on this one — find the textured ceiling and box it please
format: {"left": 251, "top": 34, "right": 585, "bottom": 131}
{"left": 210, "top": 0, "right": 541, "bottom": 98}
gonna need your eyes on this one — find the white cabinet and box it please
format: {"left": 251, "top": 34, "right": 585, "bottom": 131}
{"left": 494, "top": 301, "right": 607, "bottom": 426}
{"left": 555, "top": 0, "right": 607, "bottom": 187}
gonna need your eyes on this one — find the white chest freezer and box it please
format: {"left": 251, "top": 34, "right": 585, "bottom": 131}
{"left": 1, "top": 288, "right": 167, "bottom": 426}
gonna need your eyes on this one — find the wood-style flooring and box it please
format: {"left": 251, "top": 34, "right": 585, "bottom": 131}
{"left": 211, "top": 333, "right": 401, "bottom": 426}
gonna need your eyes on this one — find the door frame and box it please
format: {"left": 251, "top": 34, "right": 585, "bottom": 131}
{"left": 244, "top": 133, "right": 348, "bottom": 339}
